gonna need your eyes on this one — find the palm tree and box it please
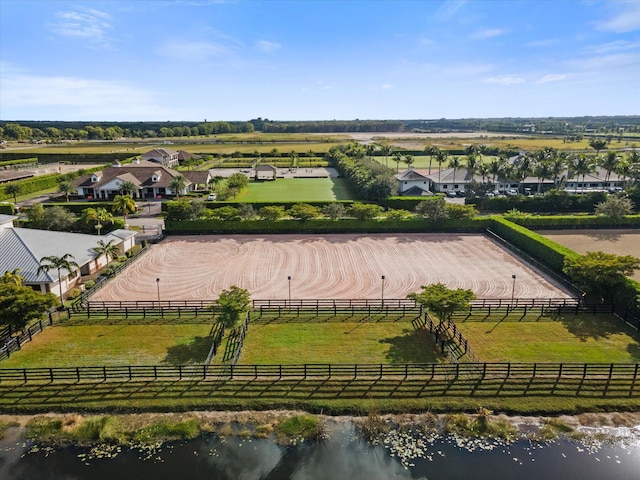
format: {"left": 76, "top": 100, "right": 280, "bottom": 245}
{"left": 435, "top": 149, "right": 448, "bottom": 184}
{"left": 533, "top": 161, "right": 553, "bottom": 194}
{"left": 119, "top": 180, "right": 138, "bottom": 198}
{"left": 57, "top": 180, "right": 75, "bottom": 203}
{"left": 112, "top": 194, "right": 136, "bottom": 225}
{"left": 393, "top": 153, "right": 403, "bottom": 173}
{"left": 571, "top": 155, "right": 596, "bottom": 193}
{"left": 37, "top": 254, "right": 79, "bottom": 302}
{"left": 551, "top": 152, "right": 568, "bottom": 188}
{"left": 169, "top": 175, "right": 187, "bottom": 198}
{"left": 449, "top": 156, "right": 462, "bottom": 186}
{"left": 91, "top": 239, "right": 120, "bottom": 268}
{"left": 4, "top": 184, "right": 21, "bottom": 204}
{"left": 465, "top": 154, "right": 479, "bottom": 180}
{"left": 289, "top": 151, "right": 299, "bottom": 168}
{"left": 477, "top": 144, "right": 488, "bottom": 164}
{"left": 478, "top": 164, "right": 490, "bottom": 184}
{"left": 424, "top": 146, "right": 438, "bottom": 174}
{"left": 85, "top": 207, "right": 113, "bottom": 235}
{"left": 403, "top": 155, "right": 414, "bottom": 170}
{"left": 382, "top": 145, "right": 393, "bottom": 168}
{"left": 488, "top": 159, "right": 501, "bottom": 184}
{"left": 600, "top": 151, "right": 619, "bottom": 184}
{"left": 1, "top": 268, "right": 23, "bottom": 286}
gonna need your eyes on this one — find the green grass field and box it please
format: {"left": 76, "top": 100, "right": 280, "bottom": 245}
{"left": 456, "top": 314, "right": 640, "bottom": 363}
{"left": 237, "top": 321, "right": 443, "bottom": 364}
{"left": 1, "top": 324, "right": 214, "bottom": 368}
{"left": 236, "top": 177, "right": 355, "bottom": 202}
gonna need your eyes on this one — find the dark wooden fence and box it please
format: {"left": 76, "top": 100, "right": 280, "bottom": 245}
{"left": 0, "top": 362, "right": 637, "bottom": 384}
{"left": 0, "top": 316, "right": 54, "bottom": 361}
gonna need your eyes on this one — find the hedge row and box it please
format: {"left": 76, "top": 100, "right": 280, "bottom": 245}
{"left": 165, "top": 217, "right": 491, "bottom": 235}
{"left": 0, "top": 203, "right": 16, "bottom": 215}
{"left": 0, "top": 166, "right": 104, "bottom": 202}
{"left": 43, "top": 201, "right": 115, "bottom": 214}
{"left": 509, "top": 214, "right": 640, "bottom": 230}
{"left": 0, "top": 152, "right": 131, "bottom": 164}
{"left": 380, "top": 196, "right": 445, "bottom": 211}
{"left": 488, "top": 217, "right": 580, "bottom": 272}
{"left": 161, "top": 199, "right": 357, "bottom": 212}
{"left": 0, "top": 157, "right": 38, "bottom": 167}
{"left": 468, "top": 191, "right": 611, "bottom": 213}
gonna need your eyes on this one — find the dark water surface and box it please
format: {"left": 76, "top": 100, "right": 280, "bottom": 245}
{"left": 1, "top": 423, "right": 639, "bottom": 480}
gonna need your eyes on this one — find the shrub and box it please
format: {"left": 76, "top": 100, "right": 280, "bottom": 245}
{"left": 595, "top": 195, "right": 635, "bottom": 218}
{"left": 258, "top": 205, "right": 286, "bottom": 220}
{"left": 83, "top": 280, "right": 96, "bottom": 289}
{"left": 415, "top": 197, "right": 448, "bottom": 220}
{"left": 446, "top": 203, "right": 477, "bottom": 220}
{"left": 66, "top": 287, "right": 82, "bottom": 300}
{"left": 346, "top": 202, "right": 383, "bottom": 220}
{"left": 288, "top": 203, "right": 321, "bottom": 221}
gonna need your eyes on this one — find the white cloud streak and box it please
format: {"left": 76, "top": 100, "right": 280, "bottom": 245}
{"left": 472, "top": 28, "right": 508, "bottom": 40}
{"left": 597, "top": 2, "right": 640, "bottom": 33}
{"left": 537, "top": 74, "right": 567, "bottom": 84}
{"left": 484, "top": 76, "right": 525, "bottom": 85}
{"left": 49, "top": 8, "right": 112, "bottom": 43}
{"left": 255, "top": 40, "right": 281, "bottom": 53}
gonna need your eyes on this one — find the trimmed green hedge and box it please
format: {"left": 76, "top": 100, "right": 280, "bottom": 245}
{"left": 468, "top": 191, "right": 611, "bottom": 213}
{"left": 488, "top": 217, "right": 580, "bottom": 272}
{"left": 0, "top": 203, "right": 16, "bottom": 215}
{"left": 166, "top": 217, "right": 491, "bottom": 235}
{"left": 0, "top": 157, "right": 38, "bottom": 167}
{"left": 43, "top": 201, "right": 114, "bottom": 214}
{"left": 162, "top": 200, "right": 357, "bottom": 212}
{"left": 0, "top": 166, "right": 104, "bottom": 202}
{"left": 379, "top": 196, "right": 445, "bottom": 211}
{"left": 509, "top": 214, "right": 640, "bottom": 230}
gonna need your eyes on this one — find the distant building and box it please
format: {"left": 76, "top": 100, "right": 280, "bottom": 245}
{"left": 73, "top": 161, "right": 193, "bottom": 199}
{"left": 141, "top": 148, "right": 179, "bottom": 167}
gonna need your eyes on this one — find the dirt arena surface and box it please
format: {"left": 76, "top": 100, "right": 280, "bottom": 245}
{"left": 92, "top": 234, "right": 571, "bottom": 301}
{"left": 540, "top": 229, "right": 640, "bottom": 282}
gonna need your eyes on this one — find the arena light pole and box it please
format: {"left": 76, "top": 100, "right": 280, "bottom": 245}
{"left": 381, "top": 275, "right": 386, "bottom": 304}
{"left": 156, "top": 277, "right": 161, "bottom": 305}
{"left": 287, "top": 276, "right": 292, "bottom": 306}
{"left": 510, "top": 274, "right": 517, "bottom": 308}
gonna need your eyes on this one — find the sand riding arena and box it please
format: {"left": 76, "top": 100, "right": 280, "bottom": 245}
{"left": 91, "top": 234, "right": 571, "bottom": 301}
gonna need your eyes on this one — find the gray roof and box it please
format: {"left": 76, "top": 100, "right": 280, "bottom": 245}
{"left": 0, "top": 214, "right": 17, "bottom": 226}
{"left": 0, "top": 227, "right": 107, "bottom": 284}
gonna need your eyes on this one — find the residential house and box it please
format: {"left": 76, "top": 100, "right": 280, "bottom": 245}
{"left": 183, "top": 170, "right": 212, "bottom": 191}
{"left": 141, "top": 148, "right": 180, "bottom": 168}
{"left": 73, "top": 161, "right": 193, "bottom": 199}
{"left": 0, "top": 214, "right": 136, "bottom": 298}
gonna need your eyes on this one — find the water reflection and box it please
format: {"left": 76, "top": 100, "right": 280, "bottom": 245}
{"left": 1, "top": 422, "right": 639, "bottom": 480}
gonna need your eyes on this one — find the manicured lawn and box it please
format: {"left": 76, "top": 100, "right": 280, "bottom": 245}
{"left": 456, "top": 314, "right": 640, "bottom": 363}
{"left": 1, "top": 324, "right": 214, "bottom": 368}
{"left": 236, "top": 177, "right": 355, "bottom": 202}
{"left": 237, "top": 322, "right": 443, "bottom": 364}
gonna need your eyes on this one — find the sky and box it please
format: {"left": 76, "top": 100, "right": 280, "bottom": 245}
{"left": 1, "top": 0, "right": 639, "bottom": 122}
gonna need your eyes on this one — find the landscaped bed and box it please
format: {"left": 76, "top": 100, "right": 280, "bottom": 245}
{"left": 455, "top": 313, "right": 640, "bottom": 363}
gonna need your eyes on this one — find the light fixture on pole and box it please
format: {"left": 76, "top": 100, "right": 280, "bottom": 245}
{"left": 287, "top": 276, "right": 292, "bottom": 306}
{"left": 381, "top": 275, "right": 386, "bottom": 303}
{"left": 156, "top": 277, "right": 161, "bottom": 305}
{"left": 510, "top": 274, "right": 517, "bottom": 307}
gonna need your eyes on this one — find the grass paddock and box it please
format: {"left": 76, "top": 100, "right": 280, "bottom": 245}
{"left": 457, "top": 313, "right": 640, "bottom": 363}
{"left": 236, "top": 177, "right": 355, "bottom": 202}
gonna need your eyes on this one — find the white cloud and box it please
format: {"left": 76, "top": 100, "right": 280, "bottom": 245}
{"left": 524, "top": 39, "right": 557, "bottom": 48}
{"left": 584, "top": 40, "right": 640, "bottom": 55}
{"left": 435, "top": 0, "right": 467, "bottom": 22}
{"left": 419, "top": 37, "right": 434, "bottom": 46}
{"left": 484, "top": 76, "right": 525, "bottom": 85}
{"left": 537, "top": 74, "right": 567, "bottom": 84}
{"left": 255, "top": 40, "right": 281, "bottom": 53}
{"left": 155, "top": 40, "right": 235, "bottom": 61}
{"left": 0, "top": 68, "right": 169, "bottom": 119}
{"left": 597, "top": 2, "right": 640, "bottom": 33}
{"left": 472, "top": 28, "right": 507, "bottom": 40}
{"left": 49, "top": 8, "right": 112, "bottom": 43}
{"left": 568, "top": 53, "right": 640, "bottom": 71}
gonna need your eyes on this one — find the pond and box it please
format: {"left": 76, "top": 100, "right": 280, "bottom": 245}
{"left": 1, "top": 421, "right": 639, "bottom": 479}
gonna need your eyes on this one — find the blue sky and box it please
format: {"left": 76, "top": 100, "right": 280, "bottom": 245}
{"left": 1, "top": 0, "right": 639, "bottom": 121}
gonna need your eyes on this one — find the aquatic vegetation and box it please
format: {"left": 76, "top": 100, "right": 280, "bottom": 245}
{"left": 24, "top": 417, "right": 64, "bottom": 440}
{"left": 275, "top": 415, "right": 325, "bottom": 443}
{"left": 133, "top": 418, "right": 200, "bottom": 442}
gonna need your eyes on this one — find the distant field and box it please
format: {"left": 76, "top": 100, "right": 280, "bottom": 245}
{"left": 236, "top": 177, "right": 355, "bottom": 202}
{"left": 457, "top": 314, "right": 640, "bottom": 363}
{"left": 238, "top": 321, "right": 443, "bottom": 364}
{"left": 1, "top": 324, "right": 213, "bottom": 368}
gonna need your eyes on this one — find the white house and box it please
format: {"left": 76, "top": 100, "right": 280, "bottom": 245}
{"left": 0, "top": 215, "right": 137, "bottom": 298}
{"left": 141, "top": 148, "right": 180, "bottom": 168}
